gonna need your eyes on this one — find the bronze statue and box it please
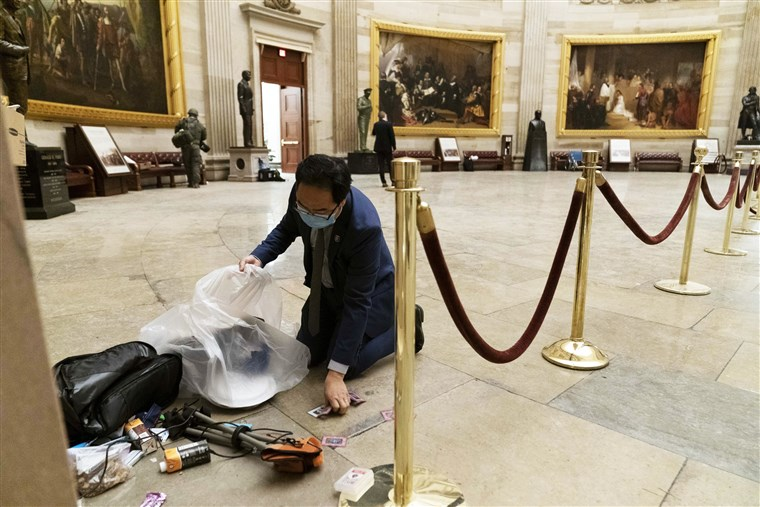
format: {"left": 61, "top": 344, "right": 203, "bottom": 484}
{"left": 356, "top": 88, "right": 372, "bottom": 152}
{"left": 174, "top": 108, "right": 207, "bottom": 188}
{"left": 0, "top": 0, "right": 30, "bottom": 115}
{"left": 738, "top": 86, "right": 759, "bottom": 141}
{"left": 523, "top": 110, "right": 548, "bottom": 171}
{"left": 238, "top": 70, "right": 254, "bottom": 147}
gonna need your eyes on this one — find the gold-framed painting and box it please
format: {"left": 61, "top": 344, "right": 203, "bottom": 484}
{"left": 557, "top": 31, "right": 720, "bottom": 138}
{"left": 370, "top": 20, "right": 504, "bottom": 137}
{"left": 24, "top": 0, "right": 185, "bottom": 128}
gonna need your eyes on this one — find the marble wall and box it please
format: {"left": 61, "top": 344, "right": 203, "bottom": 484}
{"left": 24, "top": 0, "right": 753, "bottom": 173}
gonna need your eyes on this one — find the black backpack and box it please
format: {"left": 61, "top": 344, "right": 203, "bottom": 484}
{"left": 53, "top": 341, "right": 182, "bottom": 445}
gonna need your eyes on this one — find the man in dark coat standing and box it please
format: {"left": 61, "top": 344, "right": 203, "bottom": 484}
{"left": 371, "top": 111, "right": 396, "bottom": 187}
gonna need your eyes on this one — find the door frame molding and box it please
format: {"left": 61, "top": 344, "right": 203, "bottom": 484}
{"left": 239, "top": 3, "right": 323, "bottom": 151}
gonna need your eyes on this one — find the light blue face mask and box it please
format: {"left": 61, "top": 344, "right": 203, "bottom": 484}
{"left": 296, "top": 202, "right": 340, "bottom": 229}
{"left": 297, "top": 210, "right": 336, "bottom": 229}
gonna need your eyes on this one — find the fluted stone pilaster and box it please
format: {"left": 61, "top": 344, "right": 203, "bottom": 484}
{"left": 726, "top": 1, "right": 760, "bottom": 152}
{"left": 202, "top": 2, "right": 237, "bottom": 162}
{"left": 516, "top": 1, "right": 549, "bottom": 160}
{"left": 333, "top": 0, "right": 358, "bottom": 154}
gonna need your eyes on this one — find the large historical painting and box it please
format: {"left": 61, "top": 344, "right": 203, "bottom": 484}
{"left": 22, "top": 0, "right": 184, "bottom": 127}
{"left": 371, "top": 20, "right": 504, "bottom": 137}
{"left": 557, "top": 32, "right": 720, "bottom": 138}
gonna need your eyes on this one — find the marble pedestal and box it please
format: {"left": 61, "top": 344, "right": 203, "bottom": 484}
{"left": 18, "top": 147, "right": 75, "bottom": 220}
{"left": 228, "top": 146, "right": 270, "bottom": 182}
{"left": 348, "top": 151, "right": 378, "bottom": 174}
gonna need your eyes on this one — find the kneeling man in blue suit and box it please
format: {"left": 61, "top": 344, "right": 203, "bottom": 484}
{"left": 240, "top": 155, "right": 413, "bottom": 415}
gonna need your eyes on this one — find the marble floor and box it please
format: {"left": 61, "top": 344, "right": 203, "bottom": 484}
{"left": 25, "top": 170, "right": 759, "bottom": 506}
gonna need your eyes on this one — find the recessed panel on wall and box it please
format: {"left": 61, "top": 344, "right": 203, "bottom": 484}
{"left": 370, "top": 20, "right": 505, "bottom": 137}
{"left": 556, "top": 31, "right": 720, "bottom": 138}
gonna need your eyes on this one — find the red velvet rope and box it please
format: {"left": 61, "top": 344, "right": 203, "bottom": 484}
{"left": 735, "top": 167, "right": 755, "bottom": 209}
{"left": 754, "top": 163, "right": 760, "bottom": 192}
{"left": 596, "top": 172, "right": 699, "bottom": 245}
{"left": 418, "top": 189, "right": 584, "bottom": 364}
{"left": 701, "top": 167, "right": 741, "bottom": 210}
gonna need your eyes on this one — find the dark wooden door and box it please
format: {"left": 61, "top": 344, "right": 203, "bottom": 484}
{"left": 280, "top": 86, "right": 303, "bottom": 173}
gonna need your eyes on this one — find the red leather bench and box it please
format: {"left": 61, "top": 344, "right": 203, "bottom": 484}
{"left": 123, "top": 151, "right": 206, "bottom": 190}
{"left": 634, "top": 152, "right": 683, "bottom": 172}
{"left": 393, "top": 150, "right": 442, "bottom": 172}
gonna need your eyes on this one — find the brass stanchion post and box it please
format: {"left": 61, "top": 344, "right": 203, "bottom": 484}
{"left": 705, "top": 152, "right": 747, "bottom": 256}
{"left": 654, "top": 147, "right": 711, "bottom": 295}
{"left": 732, "top": 150, "right": 760, "bottom": 234}
{"left": 542, "top": 150, "right": 609, "bottom": 370}
{"left": 340, "top": 158, "right": 463, "bottom": 506}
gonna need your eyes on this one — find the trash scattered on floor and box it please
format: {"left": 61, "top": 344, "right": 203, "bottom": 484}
{"left": 334, "top": 467, "right": 374, "bottom": 502}
{"left": 139, "top": 492, "right": 167, "bottom": 507}
{"left": 321, "top": 436, "right": 348, "bottom": 448}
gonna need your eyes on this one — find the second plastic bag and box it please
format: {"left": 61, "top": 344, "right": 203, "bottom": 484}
{"left": 140, "top": 265, "right": 309, "bottom": 408}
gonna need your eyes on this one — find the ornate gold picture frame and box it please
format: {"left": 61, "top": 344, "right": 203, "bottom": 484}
{"left": 26, "top": 0, "right": 185, "bottom": 128}
{"left": 370, "top": 20, "right": 504, "bottom": 137}
{"left": 557, "top": 31, "right": 720, "bottom": 138}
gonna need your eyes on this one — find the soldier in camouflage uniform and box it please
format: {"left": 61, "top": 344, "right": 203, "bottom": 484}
{"left": 174, "top": 108, "right": 207, "bottom": 188}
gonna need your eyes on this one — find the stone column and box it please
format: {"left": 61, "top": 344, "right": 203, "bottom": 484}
{"left": 726, "top": 1, "right": 760, "bottom": 151}
{"left": 201, "top": 2, "right": 237, "bottom": 179}
{"left": 332, "top": 0, "right": 358, "bottom": 154}
{"left": 516, "top": 1, "right": 549, "bottom": 163}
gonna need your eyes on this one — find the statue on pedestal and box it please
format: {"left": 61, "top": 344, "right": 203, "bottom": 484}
{"left": 238, "top": 70, "right": 254, "bottom": 147}
{"left": 523, "top": 110, "right": 548, "bottom": 171}
{"left": 356, "top": 88, "right": 372, "bottom": 152}
{"left": 738, "top": 86, "right": 759, "bottom": 141}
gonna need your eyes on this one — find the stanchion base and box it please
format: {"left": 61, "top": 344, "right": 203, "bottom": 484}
{"left": 731, "top": 227, "right": 760, "bottom": 235}
{"left": 339, "top": 464, "right": 464, "bottom": 507}
{"left": 541, "top": 339, "right": 609, "bottom": 370}
{"left": 654, "top": 279, "right": 711, "bottom": 295}
{"left": 704, "top": 246, "right": 747, "bottom": 256}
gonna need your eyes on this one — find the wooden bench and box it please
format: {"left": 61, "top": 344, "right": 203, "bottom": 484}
{"left": 65, "top": 163, "right": 96, "bottom": 198}
{"left": 462, "top": 150, "right": 504, "bottom": 170}
{"left": 393, "top": 150, "right": 442, "bottom": 172}
{"left": 634, "top": 152, "right": 682, "bottom": 172}
{"left": 123, "top": 151, "right": 206, "bottom": 190}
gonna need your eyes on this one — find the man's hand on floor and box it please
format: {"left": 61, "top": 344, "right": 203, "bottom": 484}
{"left": 325, "top": 369, "right": 350, "bottom": 415}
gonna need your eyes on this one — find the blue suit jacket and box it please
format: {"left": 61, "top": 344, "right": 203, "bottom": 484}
{"left": 251, "top": 185, "right": 394, "bottom": 366}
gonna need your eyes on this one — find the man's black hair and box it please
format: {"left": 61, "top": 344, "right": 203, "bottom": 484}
{"left": 295, "top": 155, "right": 353, "bottom": 204}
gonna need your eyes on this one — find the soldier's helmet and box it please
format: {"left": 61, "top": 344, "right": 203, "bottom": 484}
{"left": 187, "top": 108, "right": 199, "bottom": 117}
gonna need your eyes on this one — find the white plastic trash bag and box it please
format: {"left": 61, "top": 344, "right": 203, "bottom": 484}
{"left": 140, "top": 265, "right": 309, "bottom": 408}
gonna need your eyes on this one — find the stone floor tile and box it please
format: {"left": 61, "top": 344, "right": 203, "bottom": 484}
{"left": 663, "top": 459, "right": 760, "bottom": 506}
{"left": 339, "top": 379, "right": 685, "bottom": 506}
{"left": 717, "top": 342, "right": 760, "bottom": 393}
{"left": 270, "top": 354, "right": 471, "bottom": 441}
{"left": 550, "top": 359, "right": 760, "bottom": 481}
{"left": 694, "top": 307, "right": 760, "bottom": 345}
{"left": 416, "top": 295, "right": 590, "bottom": 403}
{"left": 43, "top": 303, "right": 167, "bottom": 363}
{"left": 36, "top": 276, "right": 158, "bottom": 319}
{"left": 493, "top": 299, "right": 744, "bottom": 381}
